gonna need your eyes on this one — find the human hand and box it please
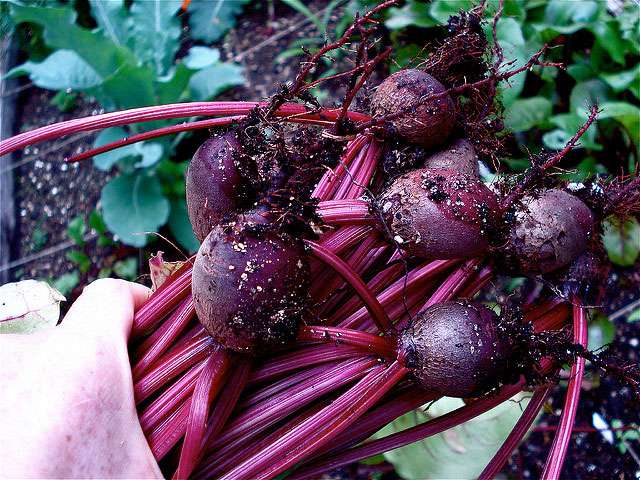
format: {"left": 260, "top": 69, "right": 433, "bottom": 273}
{"left": 0, "top": 279, "right": 163, "bottom": 479}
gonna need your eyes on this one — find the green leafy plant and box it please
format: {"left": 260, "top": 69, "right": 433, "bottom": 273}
{"left": 4, "top": 0, "right": 247, "bottom": 250}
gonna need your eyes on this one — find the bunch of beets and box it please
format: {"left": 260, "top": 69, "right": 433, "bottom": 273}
{"left": 1, "top": 2, "right": 639, "bottom": 479}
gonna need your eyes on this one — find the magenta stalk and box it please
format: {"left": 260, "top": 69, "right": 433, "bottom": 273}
{"left": 0, "top": 101, "right": 371, "bottom": 156}
{"left": 306, "top": 240, "right": 392, "bottom": 331}
{"left": 298, "top": 325, "right": 396, "bottom": 357}
{"left": 541, "top": 300, "right": 588, "bottom": 479}
{"left": 219, "top": 361, "right": 408, "bottom": 480}
{"left": 478, "top": 386, "right": 552, "bottom": 480}
{"left": 316, "top": 199, "right": 376, "bottom": 225}
{"left": 174, "top": 350, "right": 231, "bottom": 479}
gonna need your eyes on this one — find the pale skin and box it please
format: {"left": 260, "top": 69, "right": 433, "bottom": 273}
{"left": 0, "top": 279, "right": 163, "bottom": 479}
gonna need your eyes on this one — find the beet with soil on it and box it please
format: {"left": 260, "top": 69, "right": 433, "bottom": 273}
{"left": 191, "top": 210, "right": 310, "bottom": 353}
{"left": 371, "top": 69, "right": 456, "bottom": 149}
{"left": 378, "top": 168, "right": 497, "bottom": 259}
{"left": 502, "top": 189, "right": 594, "bottom": 275}
{"left": 399, "top": 301, "right": 510, "bottom": 398}
{"left": 186, "top": 131, "right": 246, "bottom": 242}
{"left": 423, "top": 138, "right": 479, "bottom": 178}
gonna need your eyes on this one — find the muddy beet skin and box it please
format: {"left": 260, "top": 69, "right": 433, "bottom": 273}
{"left": 191, "top": 211, "right": 309, "bottom": 353}
{"left": 379, "top": 168, "right": 497, "bottom": 259}
{"left": 503, "top": 189, "right": 594, "bottom": 275}
{"left": 371, "top": 69, "right": 455, "bottom": 149}
{"left": 423, "top": 138, "right": 479, "bottom": 178}
{"left": 186, "top": 132, "right": 244, "bottom": 242}
{"left": 399, "top": 301, "right": 509, "bottom": 398}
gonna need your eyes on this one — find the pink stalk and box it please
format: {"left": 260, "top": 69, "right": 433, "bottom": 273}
{"left": 206, "top": 357, "right": 378, "bottom": 450}
{"left": 333, "top": 141, "right": 369, "bottom": 199}
{"left": 318, "top": 225, "right": 374, "bottom": 255}
{"left": 478, "top": 386, "right": 552, "bottom": 480}
{"left": 140, "top": 360, "right": 206, "bottom": 433}
{"left": 174, "top": 351, "right": 231, "bottom": 479}
{"left": 337, "top": 259, "right": 457, "bottom": 330}
{"left": 290, "top": 381, "right": 528, "bottom": 479}
{"left": 201, "top": 359, "right": 252, "bottom": 450}
{"left": 248, "top": 344, "right": 363, "bottom": 384}
{"left": 306, "top": 240, "right": 392, "bottom": 332}
{"left": 316, "top": 199, "right": 375, "bottom": 225}
{"left": 541, "top": 301, "right": 588, "bottom": 479}
{"left": 68, "top": 114, "right": 339, "bottom": 163}
{"left": 147, "top": 397, "right": 192, "bottom": 460}
{"left": 420, "top": 258, "right": 482, "bottom": 310}
{"left": 0, "top": 102, "right": 370, "bottom": 156}
{"left": 133, "top": 297, "right": 195, "bottom": 378}
{"left": 458, "top": 264, "right": 493, "bottom": 298}
{"left": 298, "top": 325, "right": 396, "bottom": 357}
{"left": 134, "top": 333, "right": 215, "bottom": 404}
{"left": 239, "top": 363, "right": 331, "bottom": 410}
{"left": 219, "top": 361, "right": 408, "bottom": 480}
{"left": 313, "top": 134, "right": 370, "bottom": 200}
{"left": 133, "top": 265, "right": 193, "bottom": 338}
{"left": 345, "top": 139, "right": 383, "bottom": 198}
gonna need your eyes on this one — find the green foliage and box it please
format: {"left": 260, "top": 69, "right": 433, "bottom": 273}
{"left": 587, "top": 311, "right": 616, "bottom": 351}
{"left": 113, "top": 257, "right": 138, "bottom": 281}
{"left": 51, "top": 271, "right": 80, "bottom": 296}
{"left": 374, "top": 394, "right": 535, "bottom": 479}
{"left": 602, "top": 217, "right": 640, "bottom": 267}
{"left": 6, "top": 0, "right": 247, "bottom": 249}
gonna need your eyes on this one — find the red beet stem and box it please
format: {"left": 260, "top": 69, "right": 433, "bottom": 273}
{"left": 420, "top": 258, "right": 482, "bottom": 310}
{"left": 133, "top": 297, "right": 195, "bottom": 378}
{"left": 219, "top": 361, "right": 408, "bottom": 480}
{"left": 174, "top": 350, "right": 231, "bottom": 479}
{"left": 140, "top": 360, "right": 206, "bottom": 433}
{"left": 248, "top": 344, "right": 364, "bottom": 384}
{"left": 207, "top": 357, "right": 378, "bottom": 451}
{"left": 298, "top": 325, "right": 396, "bottom": 357}
{"left": 307, "top": 240, "right": 392, "bottom": 332}
{"left": 345, "top": 139, "right": 382, "bottom": 199}
{"left": 313, "top": 134, "right": 370, "bottom": 200}
{"left": 333, "top": 140, "right": 370, "bottom": 199}
{"left": 133, "top": 265, "right": 193, "bottom": 338}
{"left": 201, "top": 359, "right": 252, "bottom": 451}
{"left": 134, "top": 331, "right": 214, "bottom": 404}
{"left": 478, "top": 386, "right": 552, "bottom": 480}
{"left": 289, "top": 380, "right": 528, "bottom": 479}
{"left": 316, "top": 199, "right": 375, "bottom": 224}
{"left": 318, "top": 225, "right": 374, "bottom": 255}
{"left": 147, "top": 396, "right": 191, "bottom": 460}
{"left": 0, "top": 102, "right": 371, "bottom": 156}
{"left": 541, "top": 300, "right": 588, "bottom": 479}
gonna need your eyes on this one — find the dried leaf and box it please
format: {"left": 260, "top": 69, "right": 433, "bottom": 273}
{"left": 149, "top": 251, "right": 185, "bottom": 291}
{"left": 0, "top": 280, "right": 66, "bottom": 334}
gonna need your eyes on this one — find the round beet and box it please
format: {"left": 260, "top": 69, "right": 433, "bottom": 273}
{"left": 186, "top": 132, "right": 244, "bottom": 242}
{"left": 399, "top": 301, "right": 509, "bottom": 397}
{"left": 379, "top": 168, "right": 497, "bottom": 259}
{"left": 423, "top": 138, "right": 479, "bottom": 178}
{"left": 503, "top": 189, "right": 594, "bottom": 275}
{"left": 191, "top": 211, "right": 309, "bottom": 353}
{"left": 371, "top": 69, "right": 455, "bottom": 148}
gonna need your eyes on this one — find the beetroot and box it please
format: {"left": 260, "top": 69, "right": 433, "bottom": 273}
{"left": 503, "top": 189, "right": 594, "bottom": 275}
{"left": 186, "top": 132, "right": 245, "bottom": 242}
{"left": 371, "top": 69, "right": 455, "bottom": 149}
{"left": 399, "top": 301, "right": 509, "bottom": 397}
{"left": 379, "top": 168, "right": 497, "bottom": 259}
{"left": 423, "top": 138, "right": 479, "bottom": 178}
{"left": 191, "top": 211, "right": 309, "bottom": 352}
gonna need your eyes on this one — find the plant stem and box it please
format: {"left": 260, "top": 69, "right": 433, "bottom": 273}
{"left": 134, "top": 332, "right": 215, "bottom": 404}
{"left": 174, "top": 350, "right": 231, "bottom": 479}
{"left": 478, "top": 386, "right": 551, "bottom": 479}
{"left": 313, "top": 135, "right": 370, "bottom": 200}
{"left": 219, "top": 361, "right": 408, "bottom": 480}
{"left": 133, "top": 297, "right": 195, "bottom": 378}
{"left": 541, "top": 300, "right": 588, "bottom": 479}
{"left": 306, "top": 240, "right": 392, "bottom": 332}
{"left": 316, "top": 199, "right": 376, "bottom": 224}
{"left": 298, "top": 325, "right": 396, "bottom": 357}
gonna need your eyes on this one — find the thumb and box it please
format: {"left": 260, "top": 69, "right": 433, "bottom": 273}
{"left": 61, "top": 278, "right": 151, "bottom": 343}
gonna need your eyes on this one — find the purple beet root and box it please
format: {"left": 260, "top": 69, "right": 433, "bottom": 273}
{"left": 503, "top": 189, "right": 594, "bottom": 275}
{"left": 192, "top": 211, "right": 309, "bottom": 353}
{"left": 423, "top": 138, "right": 479, "bottom": 178}
{"left": 371, "top": 69, "right": 456, "bottom": 149}
{"left": 399, "top": 301, "right": 509, "bottom": 397}
{"left": 379, "top": 168, "right": 498, "bottom": 259}
{"left": 186, "top": 132, "right": 244, "bottom": 242}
